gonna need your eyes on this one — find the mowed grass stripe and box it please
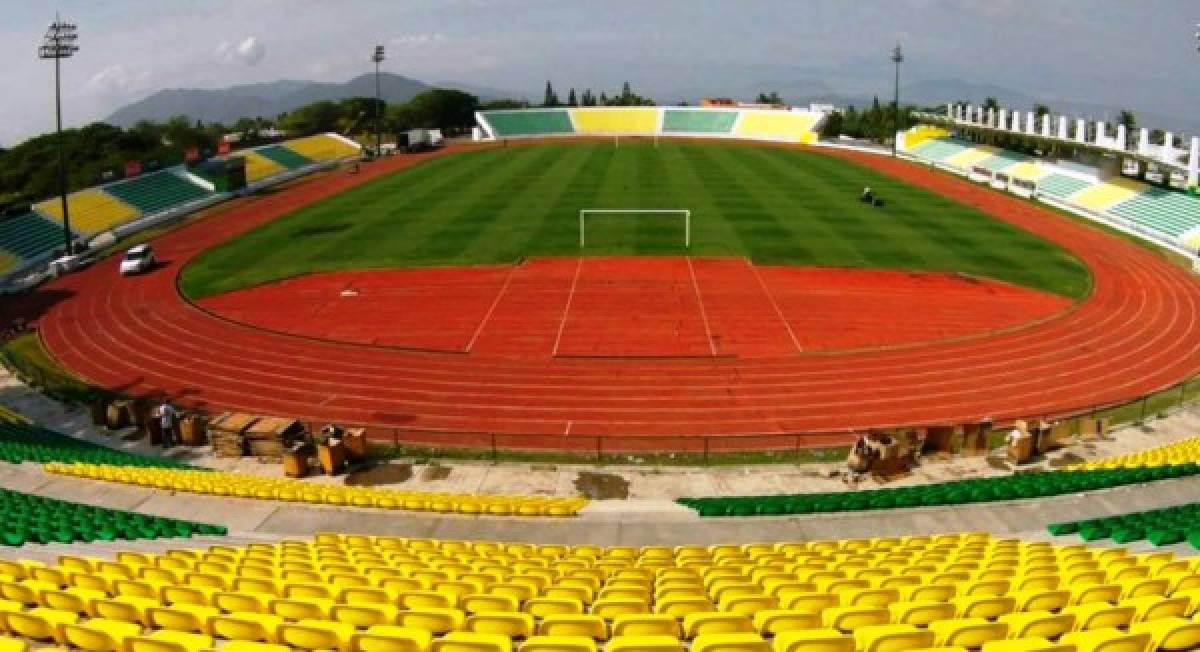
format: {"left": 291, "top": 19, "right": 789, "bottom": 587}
{"left": 182, "top": 141, "right": 1091, "bottom": 300}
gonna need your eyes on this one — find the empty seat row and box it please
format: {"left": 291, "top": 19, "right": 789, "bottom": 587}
{"left": 0, "top": 533, "right": 1196, "bottom": 652}
{"left": 0, "top": 408, "right": 195, "bottom": 469}
{"left": 44, "top": 464, "right": 587, "bottom": 518}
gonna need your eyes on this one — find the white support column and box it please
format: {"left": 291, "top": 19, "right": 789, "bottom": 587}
{"left": 1095, "top": 121, "right": 1106, "bottom": 146}
{"left": 1010, "top": 110, "right": 1020, "bottom": 131}
{"left": 1057, "top": 116, "right": 1068, "bottom": 140}
{"left": 1041, "top": 114, "right": 1052, "bottom": 138}
{"left": 1115, "top": 124, "right": 1126, "bottom": 151}
{"left": 1189, "top": 137, "right": 1199, "bottom": 188}
{"left": 1162, "top": 131, "right": 1175, "bottom": 163}
{"left": 1075, "top": 118, "right": 1087, "bottom": 143}
{"left": 1138, "top": 127, "right": 1150, "bottom": 155}
{"left": 975, "top": 106, "right": 983, "bottom": 123}
{"left": 998, "top": 109, "right": 1007, "bottom": 130}
{"left": 947, "top": 103, "right": 954, "bottom": 120}
{"left": 1025, "top": 111, "right": 1036, "bottom": 134}
{"left": 986, "top": 108, "right": 995, "bottom": 127}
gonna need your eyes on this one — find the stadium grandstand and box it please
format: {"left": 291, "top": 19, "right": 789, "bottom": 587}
{"left": 900, "top": 103, "right": 1200, "bottom": 257}
{"left": 0, "top": 133, "right": 360, "bottom": 282}
{"left": 476, "top": 107, "right": 824, "bottom": 143}
{"left": 5, "top": 9, "right": 1200, "bottom": 652}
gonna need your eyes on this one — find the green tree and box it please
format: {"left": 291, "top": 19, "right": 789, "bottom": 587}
{"left": 567, "top": 88, "right": 578, "bottom": 107}
{"left": 389, "top": 89, "right": 479, "bottom": 132}
{"left": 542, "top": 81, "right": 559, "bottom": 107}
{"left": 481, "top": 99, "right": 528, "bottom": 110}
{"left": 1116, "top": 109, "right": 1136, "bottom": 133}
{"left": 1033, "top": 103, "right": 1050, "bottom": 118}
{"left": 983, "top": 97, "right": 1000, "bottom": 111}
{"left": 756, "top": 92, "right": 782, "bottom": 104}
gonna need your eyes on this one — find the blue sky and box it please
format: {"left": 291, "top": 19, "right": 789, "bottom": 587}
{"left": 2, "top": 0, "right": 1198, "bottom": 146}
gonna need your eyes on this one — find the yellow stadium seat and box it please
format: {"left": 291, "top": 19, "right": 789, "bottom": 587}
{"left": 1062, "top": 604, "right": 1135, "bottom": 631}
{"left": 284, "top": 134, "right": 361, "bottom": 162}
{"left": 396, "top": 607, "right": 466, "bottom": 634}
{"left": 525, "top": 598, "right": 584, "bottom": 617}
{"left": 692, "top": 633, "right": 771, "bottom": 652}
{"left": 852, "top": 625, "right": 935, "bottom": 652}
{"left": 1058, "top": 628, "right": 1151, "bottom": 652}
{"left": 997, "top": 612, "right": 1074, "bottom": 640}
{"left": 5, "top": 606, "right": 77, "bottom": 643}
{"left": 606, "top": 635, "right": 685, "bottom": 652}
{"left": 209, "top": 613, "right": 284, "bottom": 643}
{"left": 611, "top": 615, "right": 681, "bottom": 638}
{"left": 223, "top": 642, "right": 290, "bottom": 652}
{"left": 1129, "top": 616, "right": 1200, "bottom": 650}
{"left": 927, "top": 618, "right": 1008, "bottom": 648}
{"left": 772, "top": 629, "right": 855, "bottom": 652}
{"left": 431, "top": 632, "right": 513, "bottom": 652}
{"left": 734, "top": 111, "right": 820, "bottom": 143}
{"left": 539, "top": 615, "right": 608, "bottom": 641}
{"left": 822, "top": 606, "right": 890, "bottom": 633}
{"left": 683, "top": 613, "right": 755, "bottom": 638}
{"left": 1121, "top": 595, "right": 1188, "bottom": 623}
{"left": 518, "top": 635, "right": 596, "bottom": 652}
{"left": 353, "top": 625, "right": 434, "bottom": 652}
{"left": 466, "top": 612, "right": 534, "bottom": 638}
{"left": 93, "top": 596, "right": 159, "bottom": 626}
{"left": 0, "top": 636, "right": 27, "bottom": 652}
{"left": 128, "top": 631, "right": 214, "bottom": 652}
{"left": 981, "top": 641, "right": 1071, "bottom": 652}
{"left": 62, "top": 618, "right": 142, "bottom": 652}
{"left": 751, "top": 610, "right": 820, "bottom": 635}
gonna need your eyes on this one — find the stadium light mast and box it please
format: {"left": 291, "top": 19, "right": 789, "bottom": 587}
{"left": 372, "top": 45, "right": 385, "bottom": 156}
{"left": 39, "top": 14, "right": 79, "bottom": 254}
{"left": 891, "top": 40, "right": 904, "bottom": 158}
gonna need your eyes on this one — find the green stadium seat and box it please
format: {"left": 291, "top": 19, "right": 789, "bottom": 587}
{"left": 483, "top": 110, "right": 575, "bottom": 137}
{"left": 103, "top": 171, "right": 210, "bottom": 215}
{"left": 254, "top": 145, "right": 313, "bottom": 170}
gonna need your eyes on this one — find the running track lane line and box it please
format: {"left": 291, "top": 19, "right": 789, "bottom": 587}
{"left": 551, "top": 257, "right": 584, "bottom": 357}
{"left": 687, "top": 257, "right": 719, "bottom": 356}
{"left": 750, "top": 261, "right": 804, "bottom": 354}
{"left": 464, "top": 264, "right": 519, "bottom": 353}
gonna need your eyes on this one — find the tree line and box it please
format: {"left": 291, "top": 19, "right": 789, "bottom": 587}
{"left": 537, "top": 81, "right": 655, "bottom": 107}
{"left": 0, "top": 88, "right": 484, "bottom": 214}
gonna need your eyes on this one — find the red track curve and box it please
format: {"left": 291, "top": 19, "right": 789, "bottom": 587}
{"left": 33, "top": 143, "right": 1200, "bottom": 451}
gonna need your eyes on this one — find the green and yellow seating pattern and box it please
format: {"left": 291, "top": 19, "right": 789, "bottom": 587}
{"left": 733, "top": 112, "right": 820, "bottom": 144}
{"left": 232, "top": 151, "right": 287, "bottom": 183}
{"left": 284, "top": 135, "right": 362, "bottom": 163}
{"left": 0, "top": 533, "right": 1195, "bottom": 652}
{"left": 571, "top": 110, "right": 659, "bottom": 135}
{"left": 44, "top": 464, "right": 587, "bottom": 518}
{"left": 33, "top": 190, "right": 139, "bottom": 236}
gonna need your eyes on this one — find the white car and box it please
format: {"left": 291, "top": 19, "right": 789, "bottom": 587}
{"left": 119, "top": 244, "right": 156, "bottom": 276}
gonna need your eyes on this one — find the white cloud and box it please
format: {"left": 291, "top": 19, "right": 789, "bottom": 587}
{"left": 389, "top": 33, "right": 446, "bottom": 48}
{"left": 215, "top": 36, "right": 266, "bottom": 66}
{"left": 82, "top": 64, "right": 152, "bottom": 98}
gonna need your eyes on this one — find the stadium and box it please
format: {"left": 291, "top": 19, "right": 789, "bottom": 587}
{"left": 1, "top": 4, "right": 1200, "bottom": 652}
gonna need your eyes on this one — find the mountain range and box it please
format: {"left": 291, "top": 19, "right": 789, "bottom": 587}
{"left": 104, "top": 73, "right": 1199, "bottom": 137}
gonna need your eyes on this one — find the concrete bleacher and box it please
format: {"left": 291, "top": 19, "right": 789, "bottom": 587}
{"left": 732, "top": 111, "right": 819, "bottom": 143}
{"left": 483, "top": 110, "right": 576, "bottom": 137}
{"left": 1071, "top": 177, "right": 1145, "bottom": 212}
{"left": 231, "top": 151, "right": 286, "bottom": 183}
{"left": 1109, "top": 187, "right": 1200, "bottom": 239}
{"left": 943, "top": 144, "right": 1000, "bottom": 170}
{"left": 0, "top": 213, "right": 67, "bottom": 271}
{"left": 571, "top": 109, "right": 659, "bottom": 135}
{"left": 102, "top": 171, "right": 210, "bottom": 216}
{"left": 662, "top": 109, "right": 737, "bottom": 134}
{"left": 33, "top": 190, "right": 139, "bottom": 237}
{"left": 1029, "top": 173, "right": 1093, "bottom": 201}
{"left": 908, "top": 138, "right": 970, "bottom": 163}
{"left": 283, "top": 134, "right": 361, "bottom": 163}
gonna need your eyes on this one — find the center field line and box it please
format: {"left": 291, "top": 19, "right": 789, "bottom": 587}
{"left": 750, "top": 262, "right": 804, "bottom": 353}
{"left": 687, "top": 257, "right": 719, "bottom": 356}
{"left": 551, "top": 257, "right": 584, "bottom": 357}
{"left": 464, "top": 264, "right": 518, "bottom": 353}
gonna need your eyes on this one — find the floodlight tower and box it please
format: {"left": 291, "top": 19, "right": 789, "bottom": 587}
{"left": 39, "top": 15, "right": 79, "bottom": 254}
{"left": 891, "top": 40, "right": 904, "bottom": 158}
{"left": 372, "top": 45, "right": 385, "bottom": 156}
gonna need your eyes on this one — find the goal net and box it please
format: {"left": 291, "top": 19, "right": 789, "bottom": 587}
{"left": 579, "top": 209, "right": 691, "bottom": 249}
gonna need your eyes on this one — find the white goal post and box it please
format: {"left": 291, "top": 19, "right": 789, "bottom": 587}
{"left": 578, "top": 209, "right": 691, "bottom": 248}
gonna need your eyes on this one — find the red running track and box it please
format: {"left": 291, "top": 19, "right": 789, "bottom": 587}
{"left": 32, "top": 142, "right": 1200, "bottom": 451}
{"left": 198, "top": 259, "right": 1072, "bottom": 357}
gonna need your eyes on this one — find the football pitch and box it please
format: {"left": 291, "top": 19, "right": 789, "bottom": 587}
{"left": 181, "top": 140, "right": 1090, "bottom": 300}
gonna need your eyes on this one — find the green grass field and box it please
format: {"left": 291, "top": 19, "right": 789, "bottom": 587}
{"left": 181, "top": 141, "right": 1091, "bottom": 300}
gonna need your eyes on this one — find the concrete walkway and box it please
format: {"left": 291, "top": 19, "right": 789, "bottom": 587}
{"left": 5, "top": 367, "right": 1200, "bottom": 501}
